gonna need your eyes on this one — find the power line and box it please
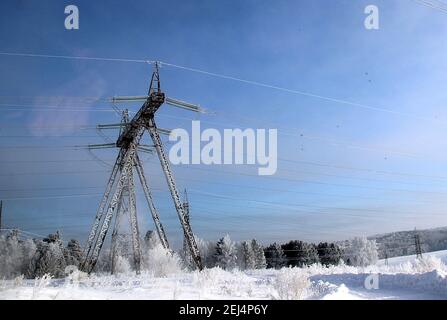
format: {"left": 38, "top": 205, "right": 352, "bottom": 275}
{"left": 0, "top": 103, "right": 118, "bottom": 113}
{"left": 0, "top": 185, "right": 106, "bottom": 192}
{"left": 2, "top": 186, "right": 446, "bottom": 218}
{"left": 0, "top": 52, "right": 155, "bottom": 64}
{"left": 0, "top": 228, "right": 46, "bottom": 238}
{"left": 3, "top": 140, "right": 447, "bottom": 182}
{"left": 0, "top": 169, "right": 111, "bottom": 177}
{"left": 0, "top": 96, "right": 441, "bottom": 162}
{"left": 413, "top": 0, "right": 447, "bottom": 14}
{"left": 1, "top": 107, "right": 117, "bottom": 113}
{"left": 0, "top": 145, "right": 93, "bottom": 149}
{"left": 161, "top": 113, "right": 424, "bottom": 159}
{"left": 4, "top": 196, "right": 443, "bottom": 228}
{"left": 281, "top": 159, "right": 447, "bottom": 181}
{"left": 0, "top": 96, "right": 434, "bottom": 160}
{"left": 0, "top": 123, "right": 96, "bottom": 129}
{"left": 1, "top": 193, "right": 104, "bottom": 201}
{"left": 3, "top": 171, "right": 447, "bottom": 205}
{"left": 1, "top": 108, "right": 427, "bottom": 160}
{"left": 0, "top": 96, "right": 437, "bottom": 161}
{"left": 159, "top": 62, "right": 446, "bottom": 124}
{"left": 179, "top": 165, "right": 447, "bottom": 195}
{"left": 1, "top": 51, "right": 445, "bottom": 123}
{"left": 3, "top": 156, "right": 445, "bottom": 188}
{"left": 3, "top": 158, "right": 447, "bottom": 195}
{"left": 0, "top": 95, "right": 104, "bottom": 102}
{"left": 0, "top": 158, "right": 111, "bottom": 163}
{"left": 0, "top": 135, "right": 103, "bottom": 138}
{"left": 188, "top": 189, "right": 447, "bottom": 217}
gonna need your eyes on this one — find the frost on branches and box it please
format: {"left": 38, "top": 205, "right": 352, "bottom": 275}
{"left": 0, "top": 229, "right": 380, "bottom": 280}
{"left": 214, "top": 235, "right": 238, "bottom": 270}
{"left": 238, "top": 239, "right": 266, "bottom": 270}
{"left": 0, "top": 231, "right": 36, "bottom": 279}
{"left": 264, "top": 243, "right": 287, "bottom": 269}
{"left": 0, "top": 231, "right": 86, "bottom": 279}
{"left": 95, "top": 230, "right": 184, "bottom": 277}
{"left": 141, "top": 231, "right": 184, "bottom": 277}
{"left": 342, "top": 237, "right": 379, "bottom": 267}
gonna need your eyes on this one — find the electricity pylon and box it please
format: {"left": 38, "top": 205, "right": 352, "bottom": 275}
{"left": 414, "top": 228, "right": 423, "bottom": 259}
{"left": 82, "top": 63, "right": 203, "bottom": 273}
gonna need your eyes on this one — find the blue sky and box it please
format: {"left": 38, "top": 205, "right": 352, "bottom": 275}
{"left": 1, "top": 0, "right": 447, "bottom": 248}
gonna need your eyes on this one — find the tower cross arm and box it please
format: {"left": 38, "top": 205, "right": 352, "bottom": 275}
{"left": 116, "top": 92, "right": 165, "bottom": 148}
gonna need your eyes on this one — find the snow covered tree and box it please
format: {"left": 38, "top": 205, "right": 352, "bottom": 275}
{"left": 251, "top": 239, "right": 267, "bottom": 269}
{"left": 0, "top": 231, "right": 36, "bottom": 279}
{"left": 141, "top": 243, "right": 183, "bottom": 277}
{"left": 240, "top": 241, "right": 256, "bottom": 270}
{"left": 264, "top": 242, "right": 287, "bottom": 269}
{"left": 343, "top": 237, "right": 378, "bottom": 267}
{"left": 179, "top": 233, "right": 200, "bottom": 270}
{"left": 214, "top": 235, "right": 237, "bottom": 270}
{"left": 196, "top": 236, "right": 216, "bottom": 268}
{"left": 64, "top": 239, "right": 84, "bottom": 268}
{"left": 29, "top": 233, "right": 67, "bottom": 278}
{"left": 143, "top": 230, "right": 159, "bottom": 249}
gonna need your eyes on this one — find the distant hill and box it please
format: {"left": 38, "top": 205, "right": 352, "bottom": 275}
{"left": 369, "top": 226, "right": 447, "bottom": 259}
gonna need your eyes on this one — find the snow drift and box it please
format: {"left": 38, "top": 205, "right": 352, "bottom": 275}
{"left": 1, "top": 251, "right": 446, "bottom": 300}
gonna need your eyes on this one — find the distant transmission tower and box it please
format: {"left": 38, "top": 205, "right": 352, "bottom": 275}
{"left": 414, "top": 228, "right": 423, "bottom": 259}
{"left": 81, "top": 63, "right": 204, "bottom": 273}
{"left": 384, "top": 249, "right": 389, "bottom": 266}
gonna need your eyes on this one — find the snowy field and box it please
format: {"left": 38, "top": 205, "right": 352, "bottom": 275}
{"left": 1, "top": 250, "right": 446, "bottom": 300}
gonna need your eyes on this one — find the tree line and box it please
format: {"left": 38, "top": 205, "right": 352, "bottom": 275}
{"left": 192, "top": 234, "right": 378, "bottom": 271}
{"left": 0, "top": 229, "right": 379, "bottom": 279}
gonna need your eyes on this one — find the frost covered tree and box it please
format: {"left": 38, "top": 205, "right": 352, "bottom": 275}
{"left": 343, "top": 237, "right": 378, "bottom": 267}
{"left": 141, "top": 242, "right": 183, "bottom": 277}
{"left": 0, "top": 231, "right": 36, "bottom": 279}
{"left": 29, "top": 233, "right": 67, "bottom": 278}
{"left": 112, "top": 255, "right": 132, "bottom": 274}
{"left": 236, "top": 239, "right": 266, "bottom": 270}
{"left": 240, "top": 241, "right": 256, "bottom": 270}
{"left": 251, "top": 239, "right": 267, "bottom": 269}
{"left": 214, "top": 235, "right": 237, "bottom": 270}
{"left": 64, "top": 239, "right": 84, "bottom": 268}
{"left": 264, "top": 242, "right": 287, "bottom": 269}
{"left": 143, "top": 230, "right": 159, "bottom": 249}
{"left": 196, "top": 237, "right": 217, "bottom": 268}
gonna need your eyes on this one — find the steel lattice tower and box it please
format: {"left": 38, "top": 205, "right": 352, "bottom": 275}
{"left": 414, "top": 229, "right": 423, "bottom": 259}
{"left": 81, "top": 63, "right": 203, "bottom": 273}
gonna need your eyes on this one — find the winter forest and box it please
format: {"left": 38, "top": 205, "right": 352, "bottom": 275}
{"left": 0, "top": 229, "right": 379, "bottom": 280}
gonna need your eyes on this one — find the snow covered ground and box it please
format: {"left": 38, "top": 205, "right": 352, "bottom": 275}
{"left": 1, "top": 250, "right": 446, "bottom": 300}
